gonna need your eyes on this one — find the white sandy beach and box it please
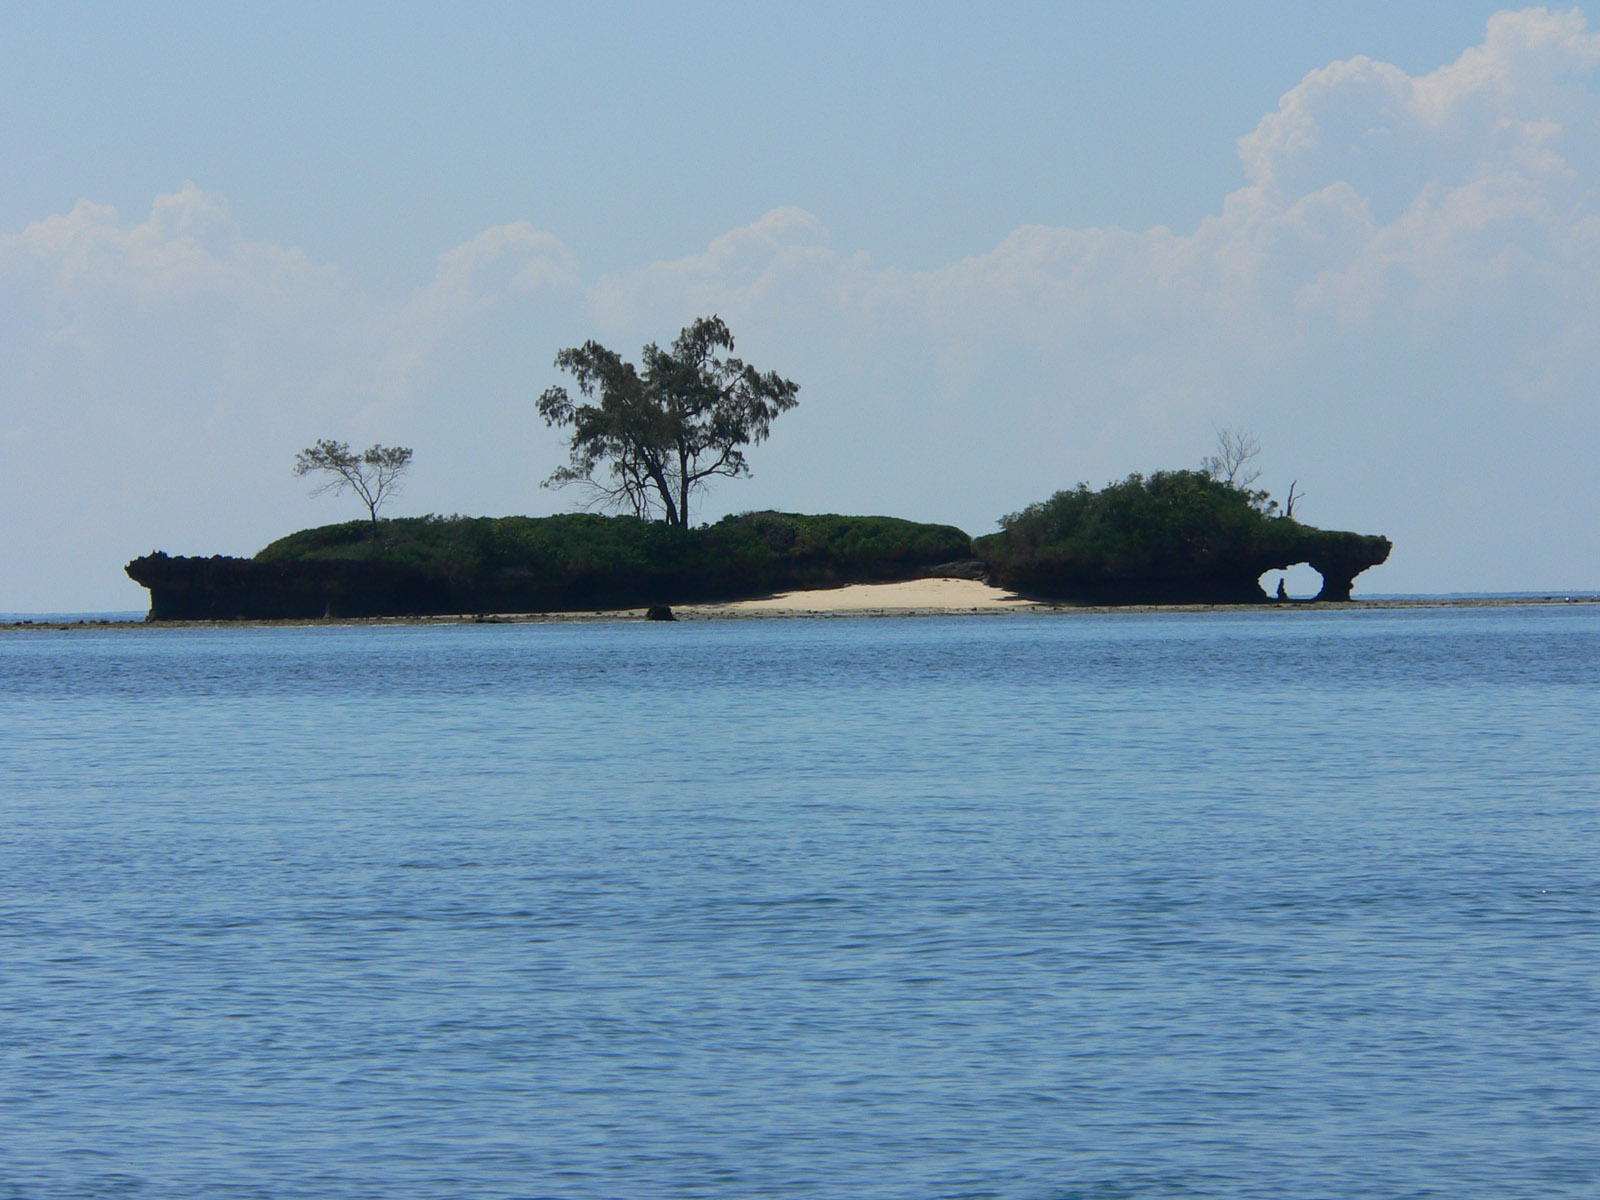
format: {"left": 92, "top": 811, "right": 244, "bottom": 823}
{"left": 680, "top": 577, "right": 1041, "bottom": 616}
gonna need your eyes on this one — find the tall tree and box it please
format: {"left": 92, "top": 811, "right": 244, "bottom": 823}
{"left": 293, "top": 439, "right": 412, "bottom": 538}
{"left": 538, "top": 316, "right": 800, "bottom": 527}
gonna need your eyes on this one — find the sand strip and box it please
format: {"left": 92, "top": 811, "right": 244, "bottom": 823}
{"left": 679, "top": 577, "right": 1040, "bottom": 616}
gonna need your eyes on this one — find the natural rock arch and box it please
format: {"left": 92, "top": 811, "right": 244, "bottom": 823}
{"left": 1259, "top": 564, "right": 1324, "bottom": 601}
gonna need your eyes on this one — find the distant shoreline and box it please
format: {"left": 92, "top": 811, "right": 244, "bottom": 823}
{"left": 5, "top": 587, "right": 1598, "bottom": 632}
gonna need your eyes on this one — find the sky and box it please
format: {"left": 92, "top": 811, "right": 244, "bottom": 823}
{"left": 3, "top": 1, "right": 1598, "bottom": 610}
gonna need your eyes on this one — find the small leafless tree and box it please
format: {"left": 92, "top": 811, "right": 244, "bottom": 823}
{"left": 1283, "top": 479, "right": 1304, "bottom": 520}
{"left": 294, "top": 439, "right": 413, "bottom": 538}
{"left": 1202, "top": 425, "right": 1262, "bottom": 489}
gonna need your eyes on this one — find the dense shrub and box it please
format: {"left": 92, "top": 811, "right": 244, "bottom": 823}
{"left": 980, "top": 471, "right": 1291, "bottom": 573}
{"left": 976, "top": 471, "right": 1389, "bottom": 603}
{"left": 251, "top": 511, "right": 973, "bottom": 610}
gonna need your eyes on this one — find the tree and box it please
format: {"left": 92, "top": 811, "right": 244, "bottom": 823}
{"left": 537, "top": 316, "right": 800, "bottom": 527}
{"left": 1202, "top": 424, "right": 1262, "bottom": 488}
{"left": 293, "top": 439, "right": 412, "bottom": 538}
{"left": 1202, "top": 424, "right": 1283, "bottom": 515}
{"left": 1282, "top": 479, "right": 1304, "bottom": 520}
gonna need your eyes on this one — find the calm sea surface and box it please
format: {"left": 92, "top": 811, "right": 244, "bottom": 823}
{"left": 3, "top": 607, "right": 1599, "bottom": 1199}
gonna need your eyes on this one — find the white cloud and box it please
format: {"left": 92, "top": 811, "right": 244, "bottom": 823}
{"left": 0, "top": 190, "right": 582, "bottom": 609}
{"left": 588, "top": 207, "right": 840, "bottom": 332}
{"left": 378, "top": 222, "right": 579, "bottom": 397}
{"left": 0, "top": 184, "right": 336, "bottom": 322}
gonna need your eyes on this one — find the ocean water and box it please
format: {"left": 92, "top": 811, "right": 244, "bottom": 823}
{"left": 3, "top": 606, "right": 1598, "bottom": 1200}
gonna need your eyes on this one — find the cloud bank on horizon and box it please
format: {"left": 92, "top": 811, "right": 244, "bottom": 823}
{"left": 3, "top": 7, "right": 1599, "bottom": 609}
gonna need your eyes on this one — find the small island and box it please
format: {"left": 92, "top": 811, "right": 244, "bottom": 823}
{"left": 125, "top": 479, "right": 1390, "bottom": 620}
{"left": 123, "top": 319, "right": 1390, "bottom": 620}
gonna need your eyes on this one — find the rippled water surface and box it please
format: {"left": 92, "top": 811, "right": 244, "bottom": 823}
{"left": 4, "top": 607, "right": 1599, "bottom": 1199}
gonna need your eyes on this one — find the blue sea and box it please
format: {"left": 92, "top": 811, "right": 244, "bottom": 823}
{"left": 3, "top": 606, "right": 1598, "bottom": 1199}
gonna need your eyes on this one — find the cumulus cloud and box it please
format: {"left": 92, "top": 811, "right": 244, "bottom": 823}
{"left": 0, "top": 184, "right": 337, "bottom": 377}
{"left": 0, "top": 189, "right": 580, "bottom": 609}
{"left": 586, "top": 6, "right": 1596, "bottom": 369}
{"left": 379, "top": 221, "right": 579, "bottom": 395}
{"left": 588, "top": 207, "right": 845, "bottom": 332}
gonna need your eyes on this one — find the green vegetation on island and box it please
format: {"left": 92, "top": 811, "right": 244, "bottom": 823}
{"left": 257, "top": 510, "right": 971, "bottom": 585}
{"left": 976, "top": 469, "right": 1390, "bottom": 604}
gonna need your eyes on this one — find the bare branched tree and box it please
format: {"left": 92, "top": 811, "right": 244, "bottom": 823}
{"left": 294, "top": 439, "right": 413, "bottom": 538}
{"left": 1283, "top": 479, "right": 1305, "bottom": 520}
{"left": 551, "top": 446, "right": 658, "bottom": 520}
{"left": 1202, "top": 425, "right": 1263, "bottom": 489}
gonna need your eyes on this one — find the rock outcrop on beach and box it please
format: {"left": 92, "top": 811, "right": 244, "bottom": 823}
{"left": 125, "top": 553, "right": 454, "bottom": 621}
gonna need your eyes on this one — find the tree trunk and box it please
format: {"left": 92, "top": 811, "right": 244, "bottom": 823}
{"left": 647, "top": 470, "right": 680, "bottom": 526}
{"left": 678, "top": 446, "right": 691, "bottom": 528}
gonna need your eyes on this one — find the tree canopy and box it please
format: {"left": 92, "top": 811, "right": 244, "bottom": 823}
{"left": 1201, "top": 424, "right": 1281, "bottom": 514}
{"left": 293, "top": 439, "right": 412, "bottom": 538}
{"left": 537, "top": 316, "right": 800, "bottom": 527}
{"left": 990, "top": 470, "right": 1286, "bottom": 580}
{"left": 1202, "top": 425, "right": 1262, "bottom": 489}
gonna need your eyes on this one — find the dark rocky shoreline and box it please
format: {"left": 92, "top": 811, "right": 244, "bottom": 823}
{"left": 7, "top": 593, "right": 1596, "bottom": 633}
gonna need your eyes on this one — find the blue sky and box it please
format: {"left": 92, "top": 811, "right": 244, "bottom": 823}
{"left": 4, "top": 2, "right": 1597, "bottom": 609}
